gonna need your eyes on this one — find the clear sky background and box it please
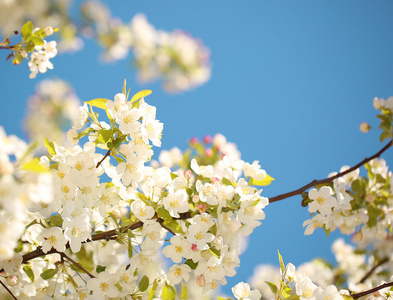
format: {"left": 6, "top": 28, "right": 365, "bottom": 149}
{"left": 1, "top": 0, "right": 393, "bottom": 295}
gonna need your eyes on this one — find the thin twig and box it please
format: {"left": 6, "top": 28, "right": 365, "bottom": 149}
{"left": 352, "top": 280, "right": 393, "bottom": 299}
{"left": 96, "top": 150, "right": 111, "bottom": 168}
{"left": 358, "top": 257, "right": 389, "bottom": 284}
{"left": 0, "top": 279, "right": 18, "bottom": 300}
{"left": 269, "top": 139, "right": 392, "bottom": 203}
{"left": 157, "top": 218, "right": 176, "bottom": 236}
{"left": 60, "top": 252, "right": 95, "bottom": 279}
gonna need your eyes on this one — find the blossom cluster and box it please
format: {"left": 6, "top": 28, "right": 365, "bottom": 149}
{"left": 0, "top": 83, "right": 272, "bottom": 299}
{"left": 1, "top": 20, "right": 58, "bottom": 78}
{"left": 81, "top": 1, "right": 211, "bottom": 93}
{"left": 24, "top": 79, "right": 81, "bottom": 143}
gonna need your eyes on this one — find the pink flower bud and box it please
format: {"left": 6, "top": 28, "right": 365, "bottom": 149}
{"left": 196, "top": 274, "right": 206, "bottom": 287}
{"left": 205, "top": 148, "right": 213, "bottom": 157}
{"left": 212, "top": 177, "right": 220, "bottom": 183}
{"left": 203, "top": 135, "right": 212, "bottom": 144}
{"left": 192, "top": 195, "right": 200, "bottom": 203}
{"left": 197, "top": 204, "right": 207, "bottom": 213}
{"left": 7, "top": 276, "right": 17, "bottom": 286}
{"left": 189, "top": 137, "right": 199, "bottom": 145}
{"left": 191, "top": 244, "right": 198, "bottom": 251}
{"left": 184, "top": 170, "right": 192, "bottom": 180}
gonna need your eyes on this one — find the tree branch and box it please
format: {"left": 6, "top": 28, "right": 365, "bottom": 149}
{"left": 0, "top": 279, "right": 18, "bottom": 300}
{"left": 96, "top": 149, "right": 111, "bottom": 168}
{"left": 352, "top": 280, "right": 393, "bottom": 299}
{"left": 1, "top": 212, "right": 192, "bottom": 273}
{"left": 61, "top": 252, "right": 95, "bottom": 279}
{"left": 269, "top": 139, "right": 392, "bottom": 203}
{"left": 358, "top": 257, "right": 389, "bottom": 284}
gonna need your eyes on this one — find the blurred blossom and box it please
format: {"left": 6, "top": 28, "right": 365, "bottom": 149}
{"left": 24, "top": 79, "right": 81, "bottom": 144}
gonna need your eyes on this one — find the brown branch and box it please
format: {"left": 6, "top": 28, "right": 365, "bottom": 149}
{"left": 358, "top": 257, "right": 389, "bottom": 284}
{"left": 6, "top": 212, "right": 192, "bottom": 271}
{"left": 61, "top": 252, "right": 95, "bottom": 279}
{"left": 269, "top": 139, "right": 392, "bottom": 203}
{"left": 96, "top": 150, "right": 111, "bottom": 168}
{"left": 0, "top": 279, "right": 18, "bottom": 300}
{"left": 352, "top": 280, "right": 393, "bottom": 299}
{"left": 157, "top": 218, "right": 176, "bottom": 236}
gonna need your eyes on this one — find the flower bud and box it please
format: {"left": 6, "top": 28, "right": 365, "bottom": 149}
{"left": 191, "top": 244, "right": 198, "bottom": 251}
{"left": 44, "top": 27, "right": 54, "bottom": 36}
{"left": 192, "top": 195, "right": 200, "bottom": 203}
{"left": 203, "top": 135, "right": 212, "bottom": 144}
{"left": 205, "top": 148, "right": 213, "bottom": 157}
{"left": 189, "top": 137, "right": 199, "bottom": 146}
{"left": 359, "top": 122, "right": 370, "bottom": 133}
{"left": 196, "top": 204, "right": 207, "bottom": 213}
{"left": 7, "top": 276, "right": 17, "bottom": 286}
{"left": 196, "top": 274, "right": 206, "bottom": 287}
{"left": 184, "top": 170, "right": 192, "bottom": 180}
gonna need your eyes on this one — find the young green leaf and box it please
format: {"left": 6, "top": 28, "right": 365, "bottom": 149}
{"left": 21, "top": 158, "right": 48, "bottom": 173}
{"left": 23, "top": 265, "right": 35, "bottom": 282}
{"left": 180, "top": 282, "right": 188, "bottom": 300}
{"left": 84, "top": 98, "right": 110, "bottom": 110}
{"left": 265, "top": 281, "right": 278, "bottom": 294}
{"left": 139, "top": 275, "right": 149, "bottom": 292}
{"left": 162, "top": 284, "right": 176, "bottom": 300}
{"left": 130, "top": 90, "right": 152, "bottom": 103}
{"left": 249, "top": 174, "right": 275, "bottom": 186}
{"left": 21, "top": 21, "right": 33, "bottom": 39}
{"left": 40, "top": 268, "right": 58, "bottom": 280}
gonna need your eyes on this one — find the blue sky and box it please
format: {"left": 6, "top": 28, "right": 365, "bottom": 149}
{"left": 1, "top": 0, "right": 393, "bottom": 294}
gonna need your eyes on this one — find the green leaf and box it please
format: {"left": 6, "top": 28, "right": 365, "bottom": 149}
{"left": 49, "top": 214, "right": 63, "bottom": 227}
{"left": 23, "top": 265, "right": 35, "bottom": 282}
{"left": 367, "top": 204, "right": 380, "bottom": 227}
{"left": 12, "top": 53, "right": 23, "bottom": 65}
{"left": 96, "top": 265, "right": 106, "bottom": 273}
{"left": 70, "top": 260, "right": 94, "bottom": 273}
{"left": 170, "top": 172, "right": 179, "bottom": 180}
{"left": 99, "top": 129, "right": 113, "bottom": 143}
{"left": 25, "top": 40, "right": 35, "bottom": 52}
{"left": 226, "top": 199, "right": 238, "bottom": 210}
{"left": 157, "top": 207, "right": 173, "bottom": 222}
{"left": 21, "top": 158, "right": 48, "bottom": 173}
{"left": 31, "top": 36, "right": 44, "bottom": 46}
{"left": 265, "top": 281, "right": 278, "bottom": 294}
{"left": 249, "top": 174, "right": 275, "bottom": 186}
{"left": 281, "top": 284, "right": 292, "bottom": 299}
{"left": 84, "top": 98, "right": 110, "bottom": 110}
{"left": 162, "top": 284, "right": 176, "bottom": 300}
{"left": 184, "top": 259, "right": 198, "bottom": 270}
{"left": 180, "top": 282, "right": 188, "bottom": 300}
{"left": 278, "top": 250, "right": 285, "bottom": 274}
{"left": 21, "top": 21, "right": 33, "bottom": 39}
{"left": 128, "top": 236, "right": 133, "bottom": 258}
{"left": 109, "top": 212, "right": 118, "bottom": 226}
{"left": 44, "top": 138, "right": 56, "bottom": 156}
{"left": 130, "top": 89, "right": 152, "bottom": 103}
{"left": 221, "top": 177, "right": 233, "bottom": 186}
{"left": 209, "top": 247, "right": 220, "bottom": 257}
{"left": 380, "top": 131, "right": 392, "bottom": 142}
{"left": 40, "top": 268, "right": 58, "bottom": 280}
{"left": 139, "top": 275, "right": 149, "bottom": 292}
